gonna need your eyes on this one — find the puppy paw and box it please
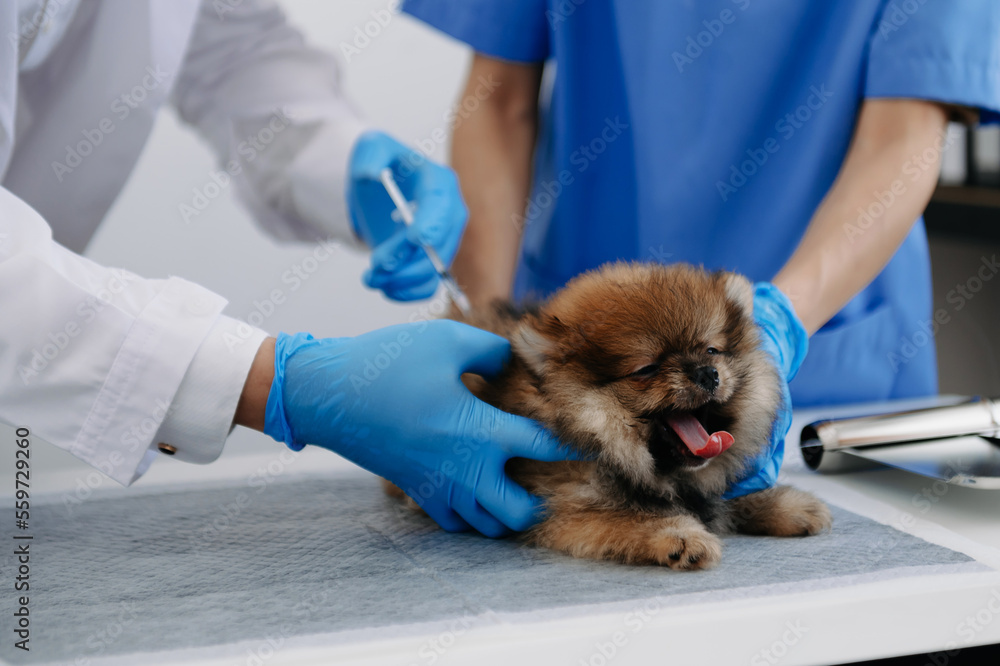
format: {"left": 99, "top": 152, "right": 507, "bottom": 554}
{"left": 731, "top": 486, "right": 832, "bottom": 537}
{"left": 777, "top": 490, "right": 833, "bottom": 537}
{"left": 650, "top": 517, "right": 723, "bottom": 570}
{"left": 530, "top": 511, "right": 722, "bottom": 569}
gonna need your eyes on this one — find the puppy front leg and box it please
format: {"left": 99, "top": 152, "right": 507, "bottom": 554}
{"left": 728, "top": 485, "right": 832, "bottom": 537}
{"left": 527, "top": 507, "right": 723, "bottom": 570}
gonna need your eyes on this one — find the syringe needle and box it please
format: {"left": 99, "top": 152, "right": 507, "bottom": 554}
{"left": 379, "top": 169, "right": 472, "bottom": 315}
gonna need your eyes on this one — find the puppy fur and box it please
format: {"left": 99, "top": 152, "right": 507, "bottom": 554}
{"left": 386, "top": 262, "right": 831, "bottom": 569}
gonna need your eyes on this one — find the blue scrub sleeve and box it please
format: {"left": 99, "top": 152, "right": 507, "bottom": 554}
{"left": 865, "top": 1, "right": 1000, "bottom": 123}
{"left": 403, "top": 0, "right": 551, "bottom": 63}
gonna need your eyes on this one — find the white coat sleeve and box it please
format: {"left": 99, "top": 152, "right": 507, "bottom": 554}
{"left": 0, "top": 187, "right": 268, "bottom": 485}
{"left": 170, "top": 0, "right": 371, "bottom": 249}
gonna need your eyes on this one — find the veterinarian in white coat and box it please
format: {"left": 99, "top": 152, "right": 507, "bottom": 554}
{"left": 0, "top": 0, "right": 571, "bottom": 537}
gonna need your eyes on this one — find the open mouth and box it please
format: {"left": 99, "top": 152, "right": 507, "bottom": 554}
{"left": 649, "top": 404, "right": 734, "bottom": 469}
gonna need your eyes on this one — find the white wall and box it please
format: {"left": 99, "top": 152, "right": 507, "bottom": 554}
{"left": 6, "top": 0, "right": 474, "bottom": 487}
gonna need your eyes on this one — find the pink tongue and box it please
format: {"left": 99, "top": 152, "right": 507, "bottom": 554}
{"left": 665, "top": 414, "right": 735, "bottom": 459}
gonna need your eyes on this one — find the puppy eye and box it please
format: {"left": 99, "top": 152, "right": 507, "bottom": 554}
{"left": 627, "top": 364, "right": 660, "bottom": 379}
{"left": 707, "top": 347, "right": 721, "bottom": 356}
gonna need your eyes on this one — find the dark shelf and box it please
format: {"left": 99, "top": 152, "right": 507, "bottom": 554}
{"left": 924, "top": 186, "right": 1000, "bottom": 243}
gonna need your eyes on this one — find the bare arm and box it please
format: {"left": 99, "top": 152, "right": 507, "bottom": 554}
{"left": 234, "top": 337, "right": 275, "bottom": 432}
{"left": 772, "top": 99, "right": 950, "bottom": 335}
{"left": 450, "top": 54, "right": 544, "bottom": 307}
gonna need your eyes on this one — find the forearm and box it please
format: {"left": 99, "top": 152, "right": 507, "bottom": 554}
{"left": 0, "top": 186, "right": 265, "bottom": 484}
{"left": 772, "top": 99, "right": 949, "bottom": 335}
{"left": 234, "top": 337, "right": 276, "bottom": 432}
{"left": 450, "top": 55, "right": 543, "bottom": 306}
{"left": 173, "top": 0, "right": 369, "bottom": 247}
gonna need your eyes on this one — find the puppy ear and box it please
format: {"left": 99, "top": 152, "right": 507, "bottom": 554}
{"left": 512, "top": 316, "right": 559, "bottom": 376}
{"left": 721, "top": 272, "right": 754, "bottom": 318}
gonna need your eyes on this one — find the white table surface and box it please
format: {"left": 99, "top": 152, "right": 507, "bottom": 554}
{"left": 4, "top": 397, "right": 1000, "bottom": 666}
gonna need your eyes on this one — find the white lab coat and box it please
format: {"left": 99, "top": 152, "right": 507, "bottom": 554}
{"left": 0, "top": 0, "right": 370, "bottom": 484}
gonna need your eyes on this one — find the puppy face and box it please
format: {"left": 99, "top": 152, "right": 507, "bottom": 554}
{"left": 513, "top": 263, "right": 780, "bottom": 494}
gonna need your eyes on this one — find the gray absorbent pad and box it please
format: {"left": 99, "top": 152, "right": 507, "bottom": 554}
{"left": 0, "top": 472, "right": 986, "bottom": 665}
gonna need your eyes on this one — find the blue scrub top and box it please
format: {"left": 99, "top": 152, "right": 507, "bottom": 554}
{"left": 405, "top": 0, "right": 1000, "bottom": 407}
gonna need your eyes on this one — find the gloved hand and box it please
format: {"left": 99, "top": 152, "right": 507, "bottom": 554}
{"left": 723, "top": 282, "right": 808, "bottom": 499}
{"left": 263, "top": 320, "right": 575, "bottom": 537}
{"left": 347, "top": 131, "right": 468, "bottom": 302}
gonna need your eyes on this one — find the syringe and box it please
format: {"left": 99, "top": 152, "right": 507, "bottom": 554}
{"left": 379, "top": 168, "right": 472, "bottom": 315}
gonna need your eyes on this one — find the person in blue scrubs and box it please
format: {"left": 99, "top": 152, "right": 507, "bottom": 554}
{"left": 403, "top": 0, "right": 1000, "bottom": 407}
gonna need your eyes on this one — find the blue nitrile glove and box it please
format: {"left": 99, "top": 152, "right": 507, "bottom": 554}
{"left": 263, "top": 321, "right": 575, "bottom": 537}
{"left": 723, "top": 282, "right": 809, "bottom": 499}
{"left": 347, "top": 131, "right": 468, "bottom": 302}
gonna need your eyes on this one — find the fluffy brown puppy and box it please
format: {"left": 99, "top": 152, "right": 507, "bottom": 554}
{"left": 386, "top": 262, "right": 831, "bottom": 569}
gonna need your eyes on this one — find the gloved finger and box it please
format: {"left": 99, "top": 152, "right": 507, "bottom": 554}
{"left": 755, "top": 329, "right": 787, "bottom": 377}
{"left": 405, "top": 163, "right": 468, "bottom": 263}
{"left": 364, "top": 230, "right": 451, "bottom": 297}
{"left": 447, "top": 324, "right": 512, "bottom": 378}
{"left": 722, "top": 385, "right": 790, "bottom": 499}
{"left": 723, "top": 417, "right": 784, "bottom": 498}
{"left": 349, "top": 131, "right": 422, "bottom": 181}
{"left": 419, "top": 499, "right": 473, "bottom": 533}
{"left": 752, "top": 282, "right": 808, "bottom": 382}
{"left": 365, "top": 263, "right": 439, "bottom": 294}
{"left": 365, "top": 260, "right": 439, "bottom": 301}
{"left": 494, "top": 414, "right": 584, "bottom": 462}
{"left": 378, "top": 279, "right": 440, "bottom": 303}
{"left": 723, "top": 449, "right": 782, "bottom": 499}
{"left": 365, "top": 248, "right": 439, "bottom": 291}
{"left": 450, "top": 490, "right": 511, "bottom": 539}
{"left": 366, "top": 232, "right": 423, "bottom": 276}
{"left": 474, "top": 469, "right": 547, "bottom": 533}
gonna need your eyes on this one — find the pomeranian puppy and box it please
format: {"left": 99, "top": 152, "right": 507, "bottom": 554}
{"left": 387, "top": 262, "right": 831, "bottom": 569}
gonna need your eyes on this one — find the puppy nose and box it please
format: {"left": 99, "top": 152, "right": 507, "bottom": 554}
{"left": 692, "top": 366, "right": 719, "bottom": 393}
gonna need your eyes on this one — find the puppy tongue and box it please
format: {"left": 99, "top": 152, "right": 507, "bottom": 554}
{"left": 665, "top": 414, "right": 735, "bottom": 458}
